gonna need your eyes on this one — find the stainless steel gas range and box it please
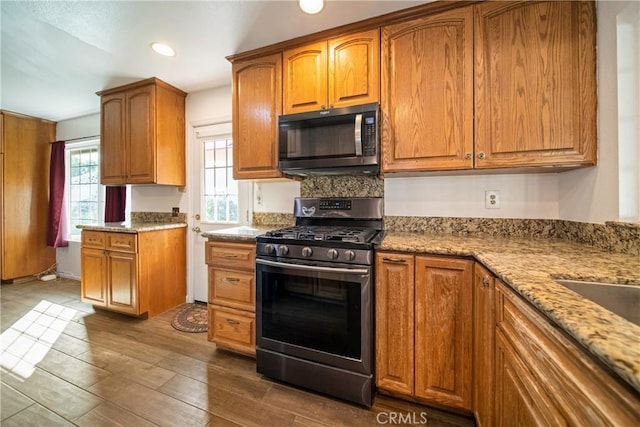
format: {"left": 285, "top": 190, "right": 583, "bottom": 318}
{"left": 255, "top": 197, "right": 384, "bottom": 407}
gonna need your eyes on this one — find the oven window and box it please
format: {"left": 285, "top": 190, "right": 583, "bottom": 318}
{"left": 260, "top": 268, "right": 362, "bottom": 359}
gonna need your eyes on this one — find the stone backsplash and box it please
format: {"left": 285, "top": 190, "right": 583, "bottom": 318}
{"left": 252, "top": 212, "right": 294, "bottom": 227}
{"left": 131, "top": 211, "right": 187, "bottom": 223}
{"left": 300, "top": 176, "right": 383, "bottom": 198}
{"left": 385, "top": 216, "right": 640, "bottom": 256}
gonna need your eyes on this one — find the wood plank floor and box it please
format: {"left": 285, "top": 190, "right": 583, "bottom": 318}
{"left": 1, "top": 278, "right": 475, "bottom": 427}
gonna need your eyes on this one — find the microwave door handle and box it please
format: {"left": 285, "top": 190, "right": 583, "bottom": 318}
{"left": 354, "top": 113, "right": 363, "bottom": 156}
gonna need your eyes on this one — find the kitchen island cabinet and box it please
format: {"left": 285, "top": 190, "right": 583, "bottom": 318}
{"left": 80, "top": 226, "right": 186, "bottom": 317}
{"left": 97, "top": 77, "right": 186, "bottom": 185}
{"left": 376, "top": 252, "right": 474, "bottom": 412}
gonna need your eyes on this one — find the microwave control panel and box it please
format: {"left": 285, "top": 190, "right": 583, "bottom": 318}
{"left": 363, "top": 115, "right": 377, "bottom": 157}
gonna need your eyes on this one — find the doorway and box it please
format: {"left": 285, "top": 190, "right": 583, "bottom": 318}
{"left": 188, "top": 122, "right": 251, "bottom": 302}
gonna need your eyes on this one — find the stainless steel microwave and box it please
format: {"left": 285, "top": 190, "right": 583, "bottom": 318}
{"left": 278, "top": 103, "right": 379, "bottom": 176}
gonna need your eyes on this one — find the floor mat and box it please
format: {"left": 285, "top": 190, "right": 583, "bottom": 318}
{"left": 171, "top": 303, "right": 208, "bottom": 333}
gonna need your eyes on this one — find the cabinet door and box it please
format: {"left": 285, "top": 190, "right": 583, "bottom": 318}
{"left": 80, "top": 248, "right": 108, "bottom": 307}
{"left": 375, "top": 252, "right": 415, "bottom": 395}
{"left": 100, "top": 93, "right": 127, "bottom": 184}
{"left": 474, "top": 1, "right": 597, "bottom": 168}
{"left": 495, "top": 330, "right": 567, "bottom": 427}
{"left": 107, "top": 251, "right": 138, "bottom": 315}
{"left": 381, "top": 6, "right": 473, "bottom": 172}
{"left": 232, "top": 54, "right": 283, "bottom": 179}
{"left": 126, "top": 84, "right": 156, "bottom": 183}
{"left": 473, "top": 263, "right": 496, "bottom": 427}
{"left": 328, "top": 29, "right": 380, "bottom": 109}
{"left": 209, "top": 305, "right": 256, "bottom": 355}
{"left": 283, "top": 41, "right": 327, "bottom": 114}
{"left": 414, "top": 256, "right": 473, "bottom": 410}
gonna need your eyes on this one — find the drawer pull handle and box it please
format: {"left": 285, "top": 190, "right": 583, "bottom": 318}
{"left": 383, "top": 257, "right": 406, "bottom": 263}
{"left": 225, "top": 278, "right": 240, "bottom": 284}
{"left": 222, "top": 254, "right": 238, "bottom": 258}
{"left": 226, "top": 319, "right": 240, "bottom": 325}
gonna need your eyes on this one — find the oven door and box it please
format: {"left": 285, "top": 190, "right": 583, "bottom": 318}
{"left": 255, "top": 258, "right": 373, "bottom": 375}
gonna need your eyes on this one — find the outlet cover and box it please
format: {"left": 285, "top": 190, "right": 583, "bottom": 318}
{"left": 172, "top": 207, "right": 180, "bottom": 217}
{"left": 485, "top": 190, "right": 500, "bottom": 209}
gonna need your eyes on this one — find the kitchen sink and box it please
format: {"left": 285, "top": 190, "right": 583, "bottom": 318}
{"left": 555, "top": 280, "right": 640, "bottom": 326}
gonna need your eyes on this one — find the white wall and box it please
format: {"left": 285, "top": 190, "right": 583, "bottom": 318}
{"left": 385, "top": 173, "right": 559, "bottom": 219}
{"left": 558, "top": 0, "right": 639, "bottom": 224}
{"left": 254, "top": 180, "right": 301, "bottom": 213}
{"left": 55, "top": 114, "right": 101, "bottom": 279}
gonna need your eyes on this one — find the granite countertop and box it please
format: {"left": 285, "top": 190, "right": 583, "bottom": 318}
{"left": 379, "top": 232, "right": 640, "bottom": 393}
{"left": 201, "top": 225, "right": 277, "bottom": 241}
{"left": 77, "top": 221, "right": 188, "bottom": 233}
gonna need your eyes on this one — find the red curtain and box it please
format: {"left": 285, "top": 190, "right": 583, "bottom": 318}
{"left": 105, "top": 186, "right": 126, "bottom": 222}
{"left": 47, "top": 141, "right": 68, "bottom": 247}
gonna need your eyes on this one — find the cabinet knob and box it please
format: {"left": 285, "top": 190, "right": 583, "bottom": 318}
{"left": 329, "top": 104, "right": 334, "bottom": 109}
{"left": 477, "top": 151, "right": 486, "bottom": 159}
{"left": 192, "top": 226, "right": 201, "bottom": 233}
{"left": 464, "top": 152, "right": 472, "bottom": 160}
{"left": 321, "top": 105, "right": 326, "bottom": 110}
{"left": 483, "top": 277, "right": 490, "bottom": 286}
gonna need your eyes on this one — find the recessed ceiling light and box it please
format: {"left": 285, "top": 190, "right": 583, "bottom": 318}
{"left": 151, "top": 42, "right": 175, "bottom": 57}
{"left": 299, "top": 0, "right": 324, "bottom": 15}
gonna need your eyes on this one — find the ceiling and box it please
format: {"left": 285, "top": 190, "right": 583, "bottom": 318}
{"left": 1, "top": 0, "right": 425, "bottom": 122}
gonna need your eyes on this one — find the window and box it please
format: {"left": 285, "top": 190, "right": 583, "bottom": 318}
{"left": 203, "top": 135, "right": 238, "bottom": 223}
{"left": 66, "top": 140, "right": 104, "bottom": 237}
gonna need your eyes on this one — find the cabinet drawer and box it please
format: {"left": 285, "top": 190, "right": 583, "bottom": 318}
{"left": 208, "top": 305, "right": 256, "bottom": 356}
{"left": 107, "top": 232, "right": 137, "bottom": 253}
{"left": 206, "top": 242, "right": 255, "bottom": 270}
{"left": 82, "top": 231, "right": 107, "bottom": 249}
{"left": 209, "top": 267, "right": 255, "bottom": 310}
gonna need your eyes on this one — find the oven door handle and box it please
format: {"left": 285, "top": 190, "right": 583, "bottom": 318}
{"left": 256, "top": 258, "right": 369, "bottom": 275}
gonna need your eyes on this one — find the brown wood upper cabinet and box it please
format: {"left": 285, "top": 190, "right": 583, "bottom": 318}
{"left": 381, "top": 6, "right": 474, "bottom": 173}
{"left": 382, "top": 1, "right": 596, "bottom": 173}
{"left": 98, "top": 77, "right": 186, "bottom": 185}
{"left": 474, "top": 1, "right": 596, "bottom": 168}
{"left": 283, "top": 29, "right": 380, "bottom": 114}
{"left": 232, "top": 53, "right": 283, "bottom": 180}
{"left": 376, "top": 252, "right": 474, "bottom": 412}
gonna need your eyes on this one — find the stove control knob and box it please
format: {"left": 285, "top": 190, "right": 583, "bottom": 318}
{"left": 278, "top": 245, "right": 289, "bottom": 256}
{"left": 264, "top": 244, "right": 276, "bottom": 255}
{"left": 327, "top": 249, "right": 339, "bottom": 260}
{"left": 344, "top": 250, "right": 356, "bottom": 261}
{"left": 302, "top": 247, "right": 313, "bottom": 257}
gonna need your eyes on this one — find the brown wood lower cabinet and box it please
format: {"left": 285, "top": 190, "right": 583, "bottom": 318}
{"left": 80, "top": 228, "right": 186, "bottom": 317}
{"left": 495, "top": 280, "right": 640, "bottom": 426}
{"left": 376, "top": 252, "right": 473, "bottom": 412}
{"left": 377, "top": 252, "right": 640, "bottom": 424}
{"left": 473, "top": 263, "right": 495, "bottom": 427}
{"left": 206, "top": 240, "right": 256, "bottom": 356}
